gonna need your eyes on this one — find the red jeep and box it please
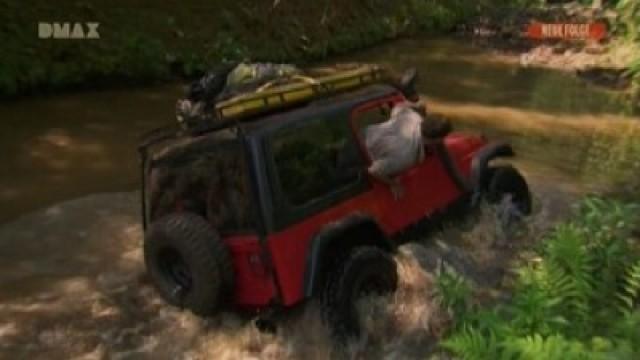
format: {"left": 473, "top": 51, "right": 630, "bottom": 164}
{"left": 138, "top": 70, "right": 531, "bottom": 337}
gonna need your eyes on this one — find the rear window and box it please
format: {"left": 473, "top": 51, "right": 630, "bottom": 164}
{"left": 146, "top": 134, "right": 255, "bottom": 233}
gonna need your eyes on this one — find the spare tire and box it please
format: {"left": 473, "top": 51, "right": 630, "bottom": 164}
{"left": 144, "top": 213, "right": 233, "bottom": 316}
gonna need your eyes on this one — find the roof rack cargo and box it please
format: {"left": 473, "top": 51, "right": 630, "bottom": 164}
{"left": 213, "top": 64, "right": 389, "bottom": 122}
{"left": 140, "top": 64, "right": 391, "bottom": 152}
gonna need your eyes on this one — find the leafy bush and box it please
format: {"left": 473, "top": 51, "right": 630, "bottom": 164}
{"left": 617, "top": 0, "right": 640, "bottom": 42}
{"left": 434, "top": 266, "right": 473, "bottom": 319}
{"left": 440, "top": 197, "right": 640, "bottom": 359}
{"left": 616, "top": 0, "right": 640, "bottom": 94}
{"left": 115, "top": 35, "right": 169, "bottom": 80}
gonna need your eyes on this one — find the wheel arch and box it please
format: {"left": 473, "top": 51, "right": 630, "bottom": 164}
{"left": 302, "top": 213, "right": 394, "bottom": 298}
{"left": 470, "top": 142, "right": 515, "bottom": 196}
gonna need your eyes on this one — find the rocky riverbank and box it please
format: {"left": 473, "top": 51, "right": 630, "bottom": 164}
{"left": 458, "top": 1, "right": 638, "bottom": 93}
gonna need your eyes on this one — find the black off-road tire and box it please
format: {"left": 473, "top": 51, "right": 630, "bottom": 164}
{"left": 487, "top": 165, "right": 532, "bottom": 216}
{"left": 144, "top": 213, "right": 233, "bottom": 316}
{"left": 322, "top": 246, "right": 398, "bottom": 339}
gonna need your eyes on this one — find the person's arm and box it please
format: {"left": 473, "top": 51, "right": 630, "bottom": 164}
{"left": 368, "top": 161, "right": 404, "bottom": 200}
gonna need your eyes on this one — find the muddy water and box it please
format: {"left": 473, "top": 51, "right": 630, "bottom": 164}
{"left": 0, "top": 38, "right": 638, "bottom": 225}
{"left": 0, "top": 37, "right": 639, "bottom": 358}
{"left": 0, "top": 85, "right": 183, "bottom": 224}
{"left": 344, "top": 37, "right": 640, "bottom": 197}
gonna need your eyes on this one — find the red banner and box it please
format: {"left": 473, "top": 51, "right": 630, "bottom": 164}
{"left": 526, "top": 22, "right": 607, "bottom": 40}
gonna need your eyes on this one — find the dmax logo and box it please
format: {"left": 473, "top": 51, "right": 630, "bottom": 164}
{"left": 38, "top": 22, "right": 100, "bottom": 40}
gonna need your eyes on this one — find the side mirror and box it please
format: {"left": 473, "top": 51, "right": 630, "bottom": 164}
{"left": 399, "top": 68, "right": 419, "bottom": 102}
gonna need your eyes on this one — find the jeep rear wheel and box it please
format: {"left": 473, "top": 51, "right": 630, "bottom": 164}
{"left": 144, "top": 213, "right": 233, "bottom": 316}
{"left": 487, "top": 165, "right": 532, "bottom": 216}
{"left": 322, "top": 246, "right": 398, "bottom": 339}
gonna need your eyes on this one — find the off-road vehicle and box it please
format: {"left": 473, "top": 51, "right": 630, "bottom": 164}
{"left": 138, "top": 65, "right": 532, "bottom": 337}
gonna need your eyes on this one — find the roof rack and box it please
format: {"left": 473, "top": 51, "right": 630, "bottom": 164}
{"left": 140, "top": 65, "right": 391, "bottom": 151}
{"left": 213, "top": 64, "right": 389, "bottom": 122}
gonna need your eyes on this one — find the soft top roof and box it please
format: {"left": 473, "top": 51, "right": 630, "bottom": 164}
{"left": 139, "top": 83, "right": 400, "bottom": 153}
{"left": 238, "top": 84, "right": 400, "bottom": 135}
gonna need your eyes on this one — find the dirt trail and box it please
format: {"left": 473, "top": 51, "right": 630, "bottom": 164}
{"left": 0, "top": 174, "right": 577, "bottom": 359}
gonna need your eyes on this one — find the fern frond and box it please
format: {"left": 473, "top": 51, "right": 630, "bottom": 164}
{"left": 501, "top": 334, "right": 592, "bottom": 360}
{"left": 440, "top": 325, "right": 498, "bottom": 360}
{"left": 608, "top": 310, "right": 640, "bottom": 351}
{"left": 576, "top": 197, "right": 639, "bottom": 245}
{"left": 435, "top": 267, "right": 473, "bottom": 322}
{"left": 463, "top": 307, "right": 520, "bottom": 345}
{"left": 440, "top": 197, "right": 640, "bottom": 360}
{"left": 617, "top": 260, "right": 640, "bottom": 314}
{"left": 538, "top": 225, "right": 594, "bottom": 331}
{"left": 509, "top": 284, "right": 566, "bottom": 336}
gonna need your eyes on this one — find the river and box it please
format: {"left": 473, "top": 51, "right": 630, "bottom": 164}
{"left": 1, "top": 37, "right": 637, "bottom": 225}
{"left": 0, "top": 37, "right": 638, "bottom": 359}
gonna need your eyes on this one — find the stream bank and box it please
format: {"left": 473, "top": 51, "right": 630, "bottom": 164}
{"left": 457, "top": 1, "right": 639, "bottom": 103}
{"left": 0, "top": 0, "right": 483, "bottom": 98}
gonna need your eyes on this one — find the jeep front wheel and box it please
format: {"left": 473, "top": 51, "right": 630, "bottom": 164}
{"left": 144, "top": 213, "right": 233, "bottom": 316}
{"left": 486, "top": 165, "right": 532, "bottom": 216}
{"left": 322, "top": 246, "right": 398, "bottom": 339}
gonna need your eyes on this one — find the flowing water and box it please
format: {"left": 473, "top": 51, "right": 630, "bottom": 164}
{"left": 0, "top": 37, "right": 638, "bottom": 358}
{"left": 0, "top": 38, "right": 637, "bottom": 225}
{"left": 344, "top": 37, "right": 639, "bottom": 198}
{"left": 0, "top": 85, "right": 183, "bottom": 224}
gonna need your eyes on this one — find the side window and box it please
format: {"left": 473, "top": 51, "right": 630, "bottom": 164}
{"left": 271, "top": 116, "right": 365, "bottom": 207}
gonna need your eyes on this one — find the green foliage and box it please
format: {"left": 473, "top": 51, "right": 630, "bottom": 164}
{"left": 178, "top": 33, "right": 249, "bottom": 77}
{"left": 405, "top": 0, "right": 459, "bottom": 32}
{"left": 440, "top": 197, "right": 640, "bottom": 359}
{"left": 616, "top": 0, "right": 640, "bottom": 93}
{"left": 617, "top": 0, "right": 640, "bottom": 41}
{"left": 626, "top": 57, "right": 640, "bottom": 92}
{"left": 441, "top": 326, "right": 500, "bottom": 360}
{"left": 115, "top": 36, "right": 169, "bottom": 80}
{"left": 0, "top": 0, "right": 494, "bottom": 96}
{"left": 509, "top": 265, "right": 572, "bottom": 335}
{"left": 435, "top": 266, "right": 473, "bottom": 319}
{"left": 618, "top": 260, "right": 640, "bottom": 313}
{"left": 501, "top": 334, "right": 592, "bottom": 360}
{"left": 207, "top": 32, "right": 249, "bottom": 64}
